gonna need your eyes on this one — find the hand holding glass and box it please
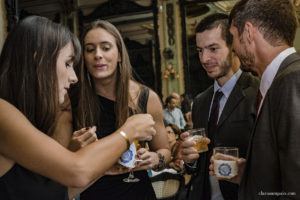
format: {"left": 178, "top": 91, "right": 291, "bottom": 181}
{"left": 187, "top": 128, "right": 209, "bottom": 153}
{"left": 213, "top": 147, "right": 239, "bottom": 179}
{"left": 120, "top": 140, "right": 140, "bottom": 182}
{"left": 122, "top": 140, "right": 149, "bottom": 183}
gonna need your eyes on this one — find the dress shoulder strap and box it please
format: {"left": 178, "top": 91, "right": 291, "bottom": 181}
{"left": 137, "top": 86, "right": 150, "bottom": 114}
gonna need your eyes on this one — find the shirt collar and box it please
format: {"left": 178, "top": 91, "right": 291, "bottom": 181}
{"left": 214, "top": 69, "right": 242, "bottom": 98}
{"left": 260, "top": 47, "right": 296, "bottom": 98}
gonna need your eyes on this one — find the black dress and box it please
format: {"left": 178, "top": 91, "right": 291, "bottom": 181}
{"left": 0, "top": 164, "right": 67, "bottom": 200}
{"left": 80, "top": 88, "right": 157, "bottom": 200}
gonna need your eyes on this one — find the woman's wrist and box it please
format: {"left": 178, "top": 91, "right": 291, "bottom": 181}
{"left": 119, "top": 124, "right": 136, "bottom": 143}
{"left": 152, "top": 152, "right": 165, "bottom": 171}
{"left": 118, "top": 131, "right": 130, "bottom": 149}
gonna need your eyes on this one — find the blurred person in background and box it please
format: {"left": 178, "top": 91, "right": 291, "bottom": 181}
{"left": 170, "top": 92, "right": 180, "bottom": 106}
{"left": 166, "top": 124, "right": 184, "bottom": 172}
{"left": 163, "top": 95, "right": 186, "bottom": 130}
{"left": 180, "top": 93, "right": 193, "bottom": 129}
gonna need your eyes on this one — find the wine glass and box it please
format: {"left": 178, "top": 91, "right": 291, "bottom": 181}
{"left": 123, "top": 170, "right": 140, "bottom": 183}
{"left": 123, "top": 140, "right": 141, "bottom": 183}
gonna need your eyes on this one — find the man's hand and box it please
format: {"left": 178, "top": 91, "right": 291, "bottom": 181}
{"left": 180, "top": 131, "right": 200, "bottom": 164}
{"left": 209, "top": 154, "right": 246, "bottom": 184}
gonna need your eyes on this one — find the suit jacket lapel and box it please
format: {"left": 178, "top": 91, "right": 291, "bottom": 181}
{"left": 202, "top": 88, "right": 214, "bottom": 132}
{"left": 203, "top": 87, "right": 214, "bottom": 130}
{"left": 217, "top": 72, "right": 247, "bottom": 127}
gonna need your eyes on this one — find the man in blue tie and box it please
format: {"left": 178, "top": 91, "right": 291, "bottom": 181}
{"left": 180, "top": 13, "right": 259, "bottom": 200}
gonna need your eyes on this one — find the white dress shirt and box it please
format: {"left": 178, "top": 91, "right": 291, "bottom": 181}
{"left": 258, "top": 47, "right": 296, "bottom": 114}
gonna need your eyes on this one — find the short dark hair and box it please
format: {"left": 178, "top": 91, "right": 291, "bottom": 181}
{"left": 229, "top": 0, "right": 298, "bottom": 46}
{"left": 195, "top": 13, "right": 232, "bottom": 47}
{"left": 165, "top": 96, "right": 176, "bottom": 104}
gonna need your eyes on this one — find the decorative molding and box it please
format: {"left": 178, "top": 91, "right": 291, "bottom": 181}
{"left": 166, "top": 3, "right": 175, "bottom": 45}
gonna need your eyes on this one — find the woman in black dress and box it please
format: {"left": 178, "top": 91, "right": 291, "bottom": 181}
{"left": 70, "top": 20, "right": 171, "bottom": 200}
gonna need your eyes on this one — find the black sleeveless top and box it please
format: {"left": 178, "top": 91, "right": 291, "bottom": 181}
{"left": 80, "top": 87, "right": 157, "bottom": 200}
{"left": 0, "top": 164, "right": 67, "bottom": 200}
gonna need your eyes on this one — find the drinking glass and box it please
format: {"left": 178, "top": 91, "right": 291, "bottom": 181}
{"left": 123, "top": 170, "right": 140, "bottom": 183}
{"left": 187, "top": 128, "right": 209, "bottom": 153}
{"left": 213, "top": 147, "right": 239, "bottom": 178}
{"left": 123, "top": 140, "right": 141, "bottom": 183}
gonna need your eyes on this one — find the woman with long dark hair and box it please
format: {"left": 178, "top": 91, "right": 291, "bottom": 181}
{"left": 0, "top": 16, "right": 155, "bottom": 200}
{"left": 70, "top": 20, "right": 171, "bottom": 200}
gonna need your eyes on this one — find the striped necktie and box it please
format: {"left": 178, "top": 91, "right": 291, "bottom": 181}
{"left": 208, "top": 90, "right": 223, "bottom": 141}
{"left": 256, "top": 90, "right": 262, "bottom": 117}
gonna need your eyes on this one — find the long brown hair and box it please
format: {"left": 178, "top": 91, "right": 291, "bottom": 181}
{"left": 72, "top": 20, "right": 135, "bottom": 129}
{"left": 0, "top": 16, "right": 81, "bottom": 135}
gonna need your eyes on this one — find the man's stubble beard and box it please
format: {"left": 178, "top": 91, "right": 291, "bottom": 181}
{"left": 215, "top": 52, "right": 233, "bottom": 80}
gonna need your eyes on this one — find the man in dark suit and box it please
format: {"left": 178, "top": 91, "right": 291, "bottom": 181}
{"left": 180, "top": 13, "right": 259, "bottom": 200}
{"left": 212, "top": 0, "right": 300, "bottom": 199}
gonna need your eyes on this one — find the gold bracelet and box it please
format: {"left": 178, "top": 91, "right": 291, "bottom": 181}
{"left": 119, "top": 131, "right": 130, "bottom": 149}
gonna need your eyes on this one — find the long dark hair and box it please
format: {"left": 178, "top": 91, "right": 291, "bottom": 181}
{"left": 0, "top": 15, "right": 81, "bottom": 135}
{"left": 72, "top": 20, "right": 136, "bottom": 129}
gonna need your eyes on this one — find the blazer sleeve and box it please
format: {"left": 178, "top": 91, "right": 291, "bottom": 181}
{"left": 270, "top": 66, "right": 300, "bottom": 197}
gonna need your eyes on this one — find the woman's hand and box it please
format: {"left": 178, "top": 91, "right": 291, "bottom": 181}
{"left": 68, "top": 126, "right": 97, "bottom": 152}
{"left": 122, "top": 114, "right": 156, "bottom": 142}
{"left": 133, "top": 148, "right": 159, "bottom": 171}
